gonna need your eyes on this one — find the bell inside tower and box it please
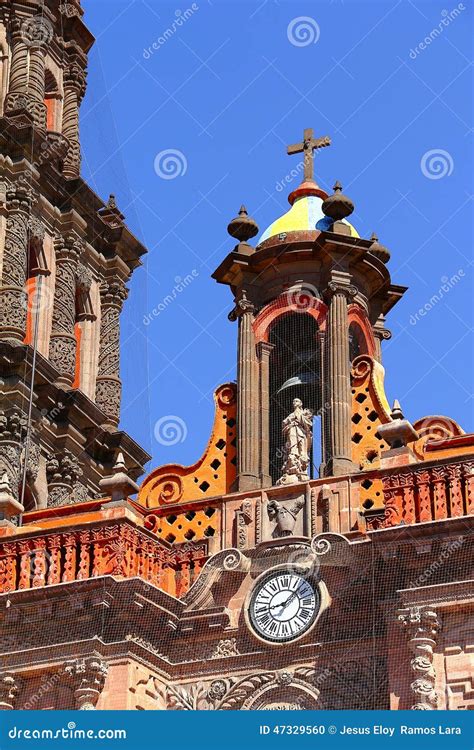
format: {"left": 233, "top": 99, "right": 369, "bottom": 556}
{"left": 269, "top": 313, "right": 321, "bottom": 484}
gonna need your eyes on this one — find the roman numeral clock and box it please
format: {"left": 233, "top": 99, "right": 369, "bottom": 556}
{"left": 246, "top": 568, "right": 320, "bottom": 644}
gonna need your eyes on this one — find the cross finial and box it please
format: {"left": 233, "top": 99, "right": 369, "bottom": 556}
{"left": 286, "top": 127, "right": 331, "bottom": 181}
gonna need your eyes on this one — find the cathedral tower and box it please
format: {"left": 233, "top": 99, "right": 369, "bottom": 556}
{"left": 0, "top": 0, "right": 149, "bottom": 514}
{"left": 213, "top": 128, "right": 404, "bottom": 489}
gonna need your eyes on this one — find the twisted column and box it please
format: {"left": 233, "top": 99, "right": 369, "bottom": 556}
{"left": 324, "top": 280, "right": 357, "bottom": 476}
{"left": 398, "top": 606, "right": 440, "bottom": 710}
{"left": 95, "top": 279, "right": 128, "bottom": 429}
{"left": 4, "top": 21, "right": 28, "bottom": 114}
{"left": 27, "top": 42, "right": 47, "bottom": 128}
{"left": 62, "top": 63, "right": 86, "bottom": 178}
{"left": 0, "top": 182, "right": 35, "bottom": 343}
{"left": 231, "top": 293, "right": 259, "bottom": 491}
{"left": 49, "top": 234, "right": 83, "bottom": 386}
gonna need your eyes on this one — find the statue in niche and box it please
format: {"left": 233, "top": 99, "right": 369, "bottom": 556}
{"left": 277, "top": 398, "right": 313, "bottom": 485}
{"left": 267, "top": 496, "right": 305, "bottom": 536}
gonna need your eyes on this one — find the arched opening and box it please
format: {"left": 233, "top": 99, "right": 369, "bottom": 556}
{"left": 44, "top": 69, "right": 60, "bottom": 131}
{"left": 269, "top": 313, "right": 322, "bottom": 483}
{"left": 349, "top": 321, "right": 368, "bottom": 361}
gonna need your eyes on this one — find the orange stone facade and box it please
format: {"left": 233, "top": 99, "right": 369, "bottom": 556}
{"left": 0, "top": 1, "right": 472, "bottom": 714}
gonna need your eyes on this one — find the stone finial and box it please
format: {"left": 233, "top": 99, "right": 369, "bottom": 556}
{"left": 0, "top": 471, "right": 24, "bottom": 522}
{"left": 369, "top": 232, "right": 391, "bottom": 263}
{"left": 99, "top": 452, "right": 139, "bottom": 502}
{"left": 322, "top": 181, "right": 354, "bottom": 221}
{"left": 227, "top": 205, "right": 259, "bottom": 243}
{"left": 378, "top": 400, "right": 419, "bottom": 449}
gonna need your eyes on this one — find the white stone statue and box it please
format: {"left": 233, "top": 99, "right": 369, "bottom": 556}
{"left": 277, "top": 398, "right": 313, "bottom": 485}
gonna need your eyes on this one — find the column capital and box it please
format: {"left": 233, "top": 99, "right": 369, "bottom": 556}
{"left": 256, "top": 340, "right": 275, "bottom": 358}
{"left": 228, "top": 291, "right": 256, "bottom": 321}
{"left": 0, "top": 672, "right": 21, "bottom": 710}
{"left": 64, "top": 655, "right": 108, "bottom": 710}
{"left": 54, "top": 232, "right": 84, "bottom": 263}
{"left": 326, "top": 279, "right": 357, "bottom": 300}
{"left": 64, "top": 62, "right": 87, "bottom": 99}
{"left": 99, "top": 277, "right": 129, "bottom": 309}
{"left": 6, "top": 180, "right": 36, "bottom": 212}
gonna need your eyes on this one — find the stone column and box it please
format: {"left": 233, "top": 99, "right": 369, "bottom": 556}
{"left": 324, "top": 280, "right": 357, "bottom": 477}
{"left": 95, "top": 278, "right": 128, "bottom": 429}
{"left": 4, "top": 21, "right": 28, "bottom": 114}
{"left": 0, "top": 408, "right": 27, "bottom": 506}
{"left": 46, "top": 449, "right": 82, "bottom": 507}
{"left": 49, "top": 234, "right": 83, "bottom": 386}
{"left": 231, "top": 294, "right": 259, "bottom": 491}
{"left": 0, "top": 672, "right": 20, "bottom": 710}
{"left": 64, "top": 656, "right": 108, "bottom": 710}
{"left": 398, "top": 606, "right": 440, "bottom": 710}
{"left": 373, "top": 317, "right": 391, "bottom": 363}
{"left": 0, "top": 182, "right": 35, "bottom": 343}
{"left": 26, "top": 41, "right": 47, "bottom": 128}
{"left": 257, "top": 341, "right": 274, "bottom": 487}
{"left": 62, "top": 63, "right": 86, "bottom": 178}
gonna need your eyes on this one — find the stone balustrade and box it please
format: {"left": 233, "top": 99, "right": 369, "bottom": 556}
{"left": 365, "top": 458, "right": 474, "bottom": 530}
{"left": 0, "top": 520, "right": 207, "bottom": 599}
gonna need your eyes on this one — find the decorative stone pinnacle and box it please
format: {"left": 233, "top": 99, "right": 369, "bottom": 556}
{"left": 377, "top": 400, "right": 419, "bottom": 449}
{"left": 99, "top": 452, "right": 139, "bottom": 502}
{"left": 227, "top": 205, "right": 259, "bottom": 243}
{"left": 322, "top": 181, "right": 354, "bottom": 221}
{"left": 369, "top": 231, "right": 391, "bottom": 263}
{"left": 391, "top": 399, "right": 404, "bottom": 420}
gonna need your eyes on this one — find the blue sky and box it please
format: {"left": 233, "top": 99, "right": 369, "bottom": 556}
{"left": 80, "top": 0, "right": 473, "bottom": 473}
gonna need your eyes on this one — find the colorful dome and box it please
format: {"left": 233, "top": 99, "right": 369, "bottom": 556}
{"left": 258, "top": 191, "right": 359, "bottom": 245}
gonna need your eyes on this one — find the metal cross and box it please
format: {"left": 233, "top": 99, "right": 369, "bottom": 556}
{"left": 286, "top": 128, "right": 331, "bottom": 181}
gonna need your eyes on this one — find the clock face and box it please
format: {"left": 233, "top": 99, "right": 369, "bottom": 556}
{"left": 248, "top": 571, "right": 319, "bottom": 643}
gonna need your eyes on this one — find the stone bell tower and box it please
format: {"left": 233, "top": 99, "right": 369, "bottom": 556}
{"left": 0, "top": 0, "right": 150, "bottom": 515}
{"left": 213, "top": 127, "right": 406, "bottom": 489}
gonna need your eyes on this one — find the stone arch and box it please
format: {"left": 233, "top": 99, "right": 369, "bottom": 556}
{"left": 253, "top": 293, "right": 327, "bottom": 343}
{"left": 348, "top": 304, "right": 376, "bottom": 359}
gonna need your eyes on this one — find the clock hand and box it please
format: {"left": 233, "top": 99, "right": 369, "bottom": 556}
{"left": 269, "top": 591, "right": 298, "bottom": 612}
